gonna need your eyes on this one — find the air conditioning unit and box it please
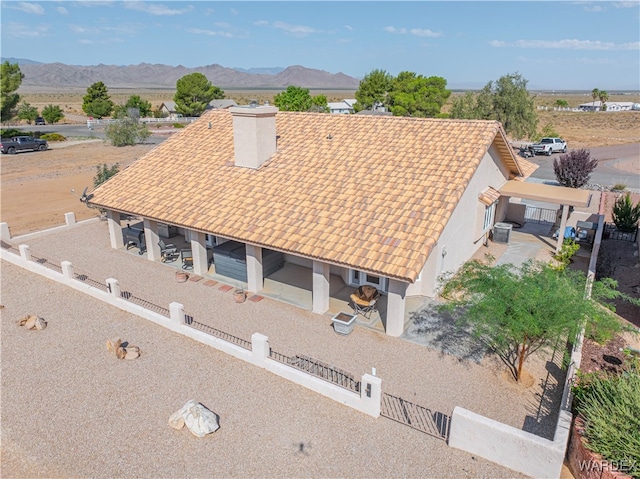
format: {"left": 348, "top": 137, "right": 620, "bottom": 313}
{"left": 493, "top": 222, "right": 513, "bottom": 244}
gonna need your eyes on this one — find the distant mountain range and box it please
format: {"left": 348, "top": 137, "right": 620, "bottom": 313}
{"left": 2, "top": 58, "right": 360, "bottom": 90}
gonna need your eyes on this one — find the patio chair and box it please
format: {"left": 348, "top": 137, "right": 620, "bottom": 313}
{"left": 181, "top": 249, "right": 193, "bottom": 270}
{"left": 158, "top": 240, "right": 179, "bottom": 263}
{"left": 350, "top": 286, "right": 379, "bottom": 320}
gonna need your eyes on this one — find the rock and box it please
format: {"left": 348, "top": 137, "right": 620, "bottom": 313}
{"left": 34, "top": 317, "right": 47, "bottom": 330}
{"left": 124, "top": 346, "right": 140, "bottom": 360}
{"left": 115, "top": 346, "right": 127, "bottom": 360}
{"left": 24, "top": 315, "right": 38, "bottom": 330}
{"left": 169, "top": 400, "right": 220, "bottom": 437}
{"left": 106, "top": 338, "right": 122, "bottom": 352}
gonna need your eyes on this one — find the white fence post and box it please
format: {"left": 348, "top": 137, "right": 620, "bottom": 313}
{"left": 61, "top": 260, "right": 74, "bottom": 279}
{"left": 64, "top": 212, "right": 76, "bottom": 226}
{"left": 360, "top": 373, "right": 382, "bottom": 418}
{"left": 251, "top": 333, "right": 269, "bottom": 367}
{"left": 19, "top": 244, "right": 31, "bottom": 262}
{"left": 106, "top": 278, "right": 120, "bottom": 298}
{"left": 0, "top": 222, "right": 11, "bottom": 241}
{"left": 169, "top": 302, "right": 185, "bottom": 325}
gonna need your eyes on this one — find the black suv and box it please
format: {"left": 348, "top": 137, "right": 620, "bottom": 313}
{"left": 35, "top": 117, "right": 45, "bottom": 125}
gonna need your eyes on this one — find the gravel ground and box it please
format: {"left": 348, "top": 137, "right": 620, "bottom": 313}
{"left": 1, "top": 219, "right": 565, "bottom": 478}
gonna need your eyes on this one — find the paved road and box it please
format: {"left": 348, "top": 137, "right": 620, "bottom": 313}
{"left": 19, "top": 122, "right": 168, "bottom": 145}
{"left": 525, "top": 144, "right": 640, "bottom": 190}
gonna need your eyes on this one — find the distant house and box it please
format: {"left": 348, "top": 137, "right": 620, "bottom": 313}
{"left": 328, "top": 99, "right": 356, "bottom": 114}
{"left": 578, "top": 101, "right": 639, "bottom": 112}
{"left": 158, "top": 101, "right": 180, "bottom": 119}
{"left": 208, "top": 99, "right": 238, "bottom": 110}
{"left": 88, "top": 106, "right": 590, "bottom": 336}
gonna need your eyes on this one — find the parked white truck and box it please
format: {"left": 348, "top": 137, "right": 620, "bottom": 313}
{"left": 531, "top": 137, "right": 567, "bottom": 156}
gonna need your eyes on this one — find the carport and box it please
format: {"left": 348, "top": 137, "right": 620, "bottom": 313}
{"left": 499, "top": 180, "right": 593, "bottom": 253}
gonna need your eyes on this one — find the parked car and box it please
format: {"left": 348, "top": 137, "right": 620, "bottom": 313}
{"left": 531, "top": 137, "right": 567, "bottom": 156}
{"left": 0, "top": 136, "right": 48, "bottom": 154}
{"left": 35, "top": 117, "right": 46, "bottom": 125}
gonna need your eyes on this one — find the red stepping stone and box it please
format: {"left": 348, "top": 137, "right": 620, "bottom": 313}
{"left": 203, "top": 280, "right": 218, "bottom": 287}
{"left": 219, "top": 285, "right": 233, "bottom": 292}
{"left": 188, "top": 275, "right": 202, "bottom": 282}
{"left": 248, "top": 295, "right": 264, "bottom": 302}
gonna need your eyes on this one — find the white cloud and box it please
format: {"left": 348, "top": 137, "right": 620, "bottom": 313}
{"left": 254, "top": 20, "right": 268, "bottom": 26}
{"left": 187, "top": 28, "right": 233, "bottom": 38}
{"left": 69, "top": 23, "right": 137, "bottom": 35}
{"left": 344, "top": 24, "right": 353, "bottom": 31}
{"left": 123, "top": 1, "right": 192, "bottom": 16}
{"left": 384, "top": 26, "right": 407, "bottom": 34}
{"left": 11, "top": 2, "right": 45, "bottom": 15}
{"left": 410, "top": 28, "right": 441, "bottom": 38}
{"left": 73, "top": 1, "right": 115, "bottom": 7}
{"left": 230, "top": 8, "right": 238, "bottom": 15}
{"left": 4, "top": 21, "right": 49, "bottom": 37}
{"left": 612, "top": 1, "right": 639, "bottom": 8}
{"left": 385, "top": 26, "right": 441, "bottom": 37}
{"left": 490, "top": 39, "right": 639, "bottom": 50}
{"left": 57, "top": 6, "right": 68, "bottom": 14}
{"left": 272, "top": 21, "right": 317, "bottom": 36}
{"left": 584, "top": 5, "right": 604, "bottom": 12}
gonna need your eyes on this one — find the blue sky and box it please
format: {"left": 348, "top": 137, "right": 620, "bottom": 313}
{"left": 1, "top": 1, "right": 639, "bottom": 90}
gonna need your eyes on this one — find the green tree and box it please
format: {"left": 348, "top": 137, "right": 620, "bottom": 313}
{"left": 555, "top": 99, "right": 568, "bottom": 108}
{"left": 450, "top": 72, "right": 538, "bottom": 139}
{"left": 450, "top": 92, "right": 478, "bottom": 119}
{"left": 440, "top": 259, "right": 631, "bottom": 382}
{"left": 591, "top": 88, "right": 600, "bottom": 110}
{"left": 124, "top": 94, "right": 152, "bottom": 117}
{"left": 273, "top": 85, "right": 313, "bottom": 111}
{"left": 16, "top": 101, "right": 39, "bottom": 124}
{"left": 1, "top": 61, "right": 24, "bottom": 122}
{"left": 41, "top": 104, "right": 65, "bottom": 124}
{"left": 94, "top": 163, "right": 120, "bottom": 187}
{"left": 310, "top": 94, "right": 329, "bottom": 113}
{"left": 82, "top": 81, "right": 114, "bottom": 119}
{"left": 490, "top": 72, "right": 537, "bottom": 139}
{"left": 104, "top": 117, "right": 150, "bottom": 146}
{"left": 354, "top": 69, "right": 393, "bottom": 112}
{"left": 598, "top": 90, "right": 609, "bottom": 111}
{"left": 174, "top": 72, "right": 223, "bottom": 117}
{"left": 388, "top": 72, "right": 451, "bottom": 117}
{"left": 612, "top": 192, "right": 640, "bottom": 232}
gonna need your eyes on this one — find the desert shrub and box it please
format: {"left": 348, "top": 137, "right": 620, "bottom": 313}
{"left": 612, "top": 192, "right": 640, "bottom": 232}
{"left": 572, "top": 360, "right": 640, "bottom": 478}
{"left": 104, "top": 118, "right": 150, "bottom": 146}
{"left": 552, "top": 239, "right": 579, "bottom": 271}
{"left": 39, "top": 133, "right": 66, "bottom": 142}
{"left": 553, "top": 149, "right": 598, "bottom": 188}
{"left": 94, "top": 163, "right": 120, "bottom": 187}
{"left": 172, "top": 123, "right": 186, "bottom": 128}
{"left": 611, "top": 183, "right": 627, "bottom": 191}
{"left": 0, "top": 128, "right": 24, "bottom": 138}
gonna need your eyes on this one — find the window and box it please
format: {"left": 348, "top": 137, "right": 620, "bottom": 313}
{"left": 349, "top": 270, "right": 387, "bottom": 292}
{"left": 483, "top": 202, "right": 496, "bottom": 233}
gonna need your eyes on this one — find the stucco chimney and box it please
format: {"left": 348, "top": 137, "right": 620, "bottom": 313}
{"left": 229, "top": 105, "right": 278, "bottom": 169}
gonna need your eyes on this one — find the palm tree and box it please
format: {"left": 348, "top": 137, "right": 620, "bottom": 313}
{"left": 591, "top": 88, "right": 600, "bottom": 111}
{"left": 598, "top": 90, "right": 609, "bottom": 111}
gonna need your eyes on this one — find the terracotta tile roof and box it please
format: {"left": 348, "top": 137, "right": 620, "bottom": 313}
{"left": 90, "top": 111, "right": 526, "bottom": 283}
{"left": 479, "top": 187, "right": 501, "bottom": 206}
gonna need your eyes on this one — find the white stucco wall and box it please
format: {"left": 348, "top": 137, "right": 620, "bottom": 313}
{"left": 414, "top": 145, "right": 510, "bottom": 297}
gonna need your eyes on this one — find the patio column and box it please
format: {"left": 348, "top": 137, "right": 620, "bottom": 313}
{"left": 312, "top": 261, "right": 330, "bottom": 314}
{"left": 190, "top": 231, "right": 208, "bottom": 275}
{"left": 106, "top": 210, "right": 123, "bottom": 249}
{"left": 143, "top": 219, "right": 160, "bottom": 261}
{"left": 556, "top": 204, "right": 570, "bottom": 253}
{"left": 246, "top": 244, "right": 263, "bottom": 293}
{"left": 386, "top": 279, "right": 407, "bottom": 337}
